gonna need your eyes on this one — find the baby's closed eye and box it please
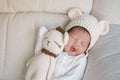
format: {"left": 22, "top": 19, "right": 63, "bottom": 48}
{"left": 81, "top": 41, "right": 87, "bottom": 47}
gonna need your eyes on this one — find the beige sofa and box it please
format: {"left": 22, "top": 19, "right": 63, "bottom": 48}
{"left": 0, "top": 0, "right": 120, "bottom": 80}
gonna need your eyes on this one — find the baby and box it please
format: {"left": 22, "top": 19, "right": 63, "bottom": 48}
{"left": 51, "top": 8, "right": 109, "bottom": 80}
{"left": 64, "top": 26, "right": 90, "bottom": 56}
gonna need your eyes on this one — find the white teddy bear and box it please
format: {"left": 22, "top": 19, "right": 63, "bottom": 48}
{"left": 25, "top": 26, "right": 69, "bottom": 80}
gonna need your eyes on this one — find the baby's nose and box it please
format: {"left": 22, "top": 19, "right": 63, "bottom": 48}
{"left": 74, "top": 45, "right": 79, "bottom": 51}
{"left": 75, "top": 42, "right": 80, "bottom": 46}
{"left": 73, "top": 41, "right": 80, "bottom": 49}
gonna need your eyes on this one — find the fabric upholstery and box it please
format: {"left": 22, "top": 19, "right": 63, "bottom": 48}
{"left": 91, "top": 0, "right": 120, "bottom": 24}
{"left": 0, "top": 0, "right": 93, "bottom": 14}
{"left": 83, "top": 24, "right": 120, "bottom": 80}
{"left": 0, "top": 13, "right": 69, "bottom": 80}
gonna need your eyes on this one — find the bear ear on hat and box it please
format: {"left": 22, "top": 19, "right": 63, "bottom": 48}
{"left": 68, "top": 8, "right": 82, "bottom": 20}
{"left": 99, "top": 20, "right": 109, "bottom": 35}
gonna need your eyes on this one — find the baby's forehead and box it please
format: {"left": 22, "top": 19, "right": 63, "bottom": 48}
{"left": 69, "top": 26, "right": 89, "bottom": 34}
{"left": 69, "top": 26, "right": 91, "bottom": 40}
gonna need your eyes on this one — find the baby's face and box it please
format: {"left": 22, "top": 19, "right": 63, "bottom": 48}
{"left": 64, "top": 27, "right": 90, "bottom": 56}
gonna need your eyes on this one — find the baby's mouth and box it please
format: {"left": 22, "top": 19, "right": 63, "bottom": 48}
{"left": 71, "top": 47, "right": 76, "bottom": 52}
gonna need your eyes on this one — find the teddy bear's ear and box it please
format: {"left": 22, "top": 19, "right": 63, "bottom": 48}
{"left": 68, "top": 8, "right": 82, "bottom": 20}
{"left": 64, "top": 32, "right": 69, "bottom": 46}
{"left": 99, "top": 20, "right": 109, "bottom": 35}
{"left": 35, "top": 26, "right": 48, "bottom": 54}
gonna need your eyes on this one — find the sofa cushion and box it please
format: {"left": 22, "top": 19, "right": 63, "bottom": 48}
{"left": 0, "top": 13, "right": 69, "bottom": 80}
{"left": 83, "top": 24, "right": 120, "bottom": 80}
{"left": 91, "top": 0, "right": 120, "bottom": 24}
{"left": 0, "top": 0, "right": 93, "bottom": 14}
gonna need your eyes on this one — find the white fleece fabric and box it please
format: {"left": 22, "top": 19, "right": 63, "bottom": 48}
{"left": 51, "top": 52, "right": 88, "bottom": 80}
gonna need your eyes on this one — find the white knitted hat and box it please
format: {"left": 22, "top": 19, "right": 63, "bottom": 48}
{"left": 65, "top": 8, "right": 109, "bottom": 50}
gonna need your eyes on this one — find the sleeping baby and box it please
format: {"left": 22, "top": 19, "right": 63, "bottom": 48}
{"left": 51, "top": 8, "right": 109, "bottom": 80}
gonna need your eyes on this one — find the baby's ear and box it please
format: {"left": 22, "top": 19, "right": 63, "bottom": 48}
{"left": 99, "top": 20, "right": 109, "bottom": 35}
{"left": 68, "top": 8, "right": 82, "bottom": 20}
{"left": 64, "top": 32, "right": 69, "bottom": 46}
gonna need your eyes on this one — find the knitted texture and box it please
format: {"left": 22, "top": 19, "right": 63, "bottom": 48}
{"left": 65, "top": 14, "right": 101, "bottom": 50}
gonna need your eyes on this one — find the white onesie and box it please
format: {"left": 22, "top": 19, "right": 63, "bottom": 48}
{"left": 51, "top": 52, "right": 88, "bottom": 80}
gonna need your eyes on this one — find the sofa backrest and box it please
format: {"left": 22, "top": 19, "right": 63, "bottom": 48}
{"left": 0, "top": 0, "right": 93, "bottom": 14}
{"left": 91, "top": 0, "right": 120, "bottom": 24}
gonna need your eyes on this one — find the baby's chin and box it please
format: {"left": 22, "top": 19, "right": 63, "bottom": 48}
{"left": 68, "top": 52, "right": 80, "bottom": 56}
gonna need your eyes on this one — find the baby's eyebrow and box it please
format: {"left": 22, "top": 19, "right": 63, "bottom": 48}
{"left": 82, "top": 41, "right": 87, "bottom": 46}
{"left": 72, "top": 35, "right": 77, "bottom": 39}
